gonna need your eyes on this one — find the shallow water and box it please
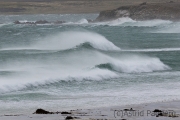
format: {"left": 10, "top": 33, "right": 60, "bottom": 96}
{"left": 0, "top": 14, "right": 180, "bottom": 114}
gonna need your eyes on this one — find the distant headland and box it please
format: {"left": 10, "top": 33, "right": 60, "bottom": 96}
{"left": 95, "top": 2, "right": 180, "bottom": 21}
{"left": 0, "top": 0, "right": 180, "bottom": 15}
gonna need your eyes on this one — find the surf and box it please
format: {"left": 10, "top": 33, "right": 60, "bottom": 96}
{"left": 94, "top": 54, "right": 170, "bottom": 73}
{"left": 122, "top": 48, "right": 180, "bottom": 52}
{"left": 0, "top": 31, "right": 121, "bottom": 51}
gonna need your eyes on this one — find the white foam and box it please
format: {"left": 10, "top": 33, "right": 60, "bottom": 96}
{"left": 0, "top": 51, "right": 170, "bottom": 93}
{"left": 92, "top": 18, "right": 172, "bottom": 27}
{"left": 31, "top": 31, "right": 120, "bottom": 51}
{"left": 77, "top": 19, "right": 89, "bottom": 24}
{"left": 63, "top": 19, "right": 89, "bottom": 25}
{"left": 0, "top": 68, "right": 118, "bottom": 93}
{"left": 122, "top": 48, "right": 180, "bottom": 52}
{"left": 100, "top": 54, "right": 171, "bottom": 73}
{"left": 0, "top": 52, "right": 172, "bottom": 115}
{"left": 93, "top": 17, "right": 135, "bottom": 26}
{"left": 1, "top": 72, "right": 180, "bottom": 115}
{"left": 0, "top": 31, "right": 120, "bottom": 51}
{"left": 130, "top": 19, "right": 172, "bottom": 27}
{"left": 108, "top": 17, "right": 135, "bottom": 26}
{"left": 0, "top": 51, "right": 119, "bottom": 93}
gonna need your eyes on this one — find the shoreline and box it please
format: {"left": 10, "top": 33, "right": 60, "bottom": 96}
{"left": 1, "top": 100, "right": 179, "bottom": 120}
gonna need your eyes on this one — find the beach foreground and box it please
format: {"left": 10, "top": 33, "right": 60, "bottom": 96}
{"left": 0, "top": 101, "right": 179, "bottom": 120}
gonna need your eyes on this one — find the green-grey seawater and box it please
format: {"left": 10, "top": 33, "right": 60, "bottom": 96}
{"left": 0, "top": 14, "right": 180, "bottom": 114}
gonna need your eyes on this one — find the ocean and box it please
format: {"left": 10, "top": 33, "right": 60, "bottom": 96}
{"left": 0, "top": 14, "right": 180, "bottom": 114}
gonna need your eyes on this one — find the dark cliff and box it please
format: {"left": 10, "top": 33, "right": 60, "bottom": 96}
{"left": 95, "top": 2, "right": 180, "bottom": 21}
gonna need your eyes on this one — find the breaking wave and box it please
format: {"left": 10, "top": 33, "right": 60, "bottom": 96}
{"left": 0, "top": 50, "right": 170, "bottom": 93}
{"left": 93, "top": 17, "right": 135, "bottom": 26}
{"left": 95, "top": 55, "right": 170, "bottom": 73}
{"left": 0, "top": 68, "right": 118, "bottom": 93}
{"left": 0, "top": 31, "right": 120, "bottom": 51}
{"left": 38, "top": 31, "right": 120, "bottom": 51}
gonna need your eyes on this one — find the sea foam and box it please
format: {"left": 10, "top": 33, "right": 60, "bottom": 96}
{"left": 94, "top": 18, "right": 172, "bottom": 27}
{"left": 31, "top": 31, "right": 121, "bottom": 51}
{"left": 95, "top": 54, "right": 170, "bottom": 73}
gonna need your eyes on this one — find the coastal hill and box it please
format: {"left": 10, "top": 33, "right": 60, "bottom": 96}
{"left": 0, "top": 0, "right": 180, "bottom": 14}
{"left": 95, "top": 1, "right": 180, "bottom": 21}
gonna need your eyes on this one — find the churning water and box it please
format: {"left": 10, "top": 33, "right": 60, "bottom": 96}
{"left": 0, "top": 14, "right": 180, "bottom": 114}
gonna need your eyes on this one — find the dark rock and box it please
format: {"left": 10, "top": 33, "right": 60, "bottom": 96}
{"left": 130, "top": 108, "right": 134, "bottom": 111}
{"left": 33, "top": 109, "right": 53, "bottom": 114}
{"left": 153, "top": 109, "right": 162, "bottom": 112}
{"left": 13, "top": 20, "right": 67, "bottom": 25}
{"left": 54, "top": 20, "right": 66, "bottom": 24}
{"left": 87, "top": 19, "right": 93, "bottom": 23}
{"left": 158, "top": 113, "right": 163, "bottom": 116}
{"left": 153, "top": 109, "right": 163, "bottom": 117}
{"left": 14, "top": 21, "right": 21, "bottom": 24}
{"left": 65, "top": 116, "right": 80, "bottom": 119}
{"left": 14, "top": 21, "right": 36, "bottom": 25}
{"left": 95, "top": 2, "right": 180, "bottom": 22}
{"left": 61, "top": 111, "right": 72, "bottom": 114}
{"left": 25, "top": 22, "right": 35, "bottom": 24}
{"left": 65, "top": 116, "right": 74, "bottom": 120}
{"left": 35, "top": 20, "right": 49, "bottom": 24}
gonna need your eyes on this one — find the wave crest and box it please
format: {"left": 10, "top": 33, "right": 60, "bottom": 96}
{"left": 32, "top": 31, "right": 121, "bottom": 51}
{"left": 0, "top": 68, "right": 118, "bottom": 93}
{"left": 95, "top": 55, "right": 170, "bottom": 73}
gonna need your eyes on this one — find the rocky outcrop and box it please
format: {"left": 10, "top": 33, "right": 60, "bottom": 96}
{"left": 61, "top": 111, "right": 72, "bottom": 114}
{"left": 95, "top": 2, "right": 180, "bottom": 21}
{"left": 65, "top": 116, "right": 80, "bottom": 120}
{"left": 14, "top": 20, "right": 66, "bottom": 25}
{"left": 33, "top": 109, "right": 54, "bottom": 114}
{"left": 35, "top": 20, "right": 49, "bottom": 24}
{"left": 54, "top": 20, "right": 66, "bottom": 24}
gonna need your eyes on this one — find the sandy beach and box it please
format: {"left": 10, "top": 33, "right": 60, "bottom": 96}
{"left": 0, "top": 100, "right": 179, "bottom": 120}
